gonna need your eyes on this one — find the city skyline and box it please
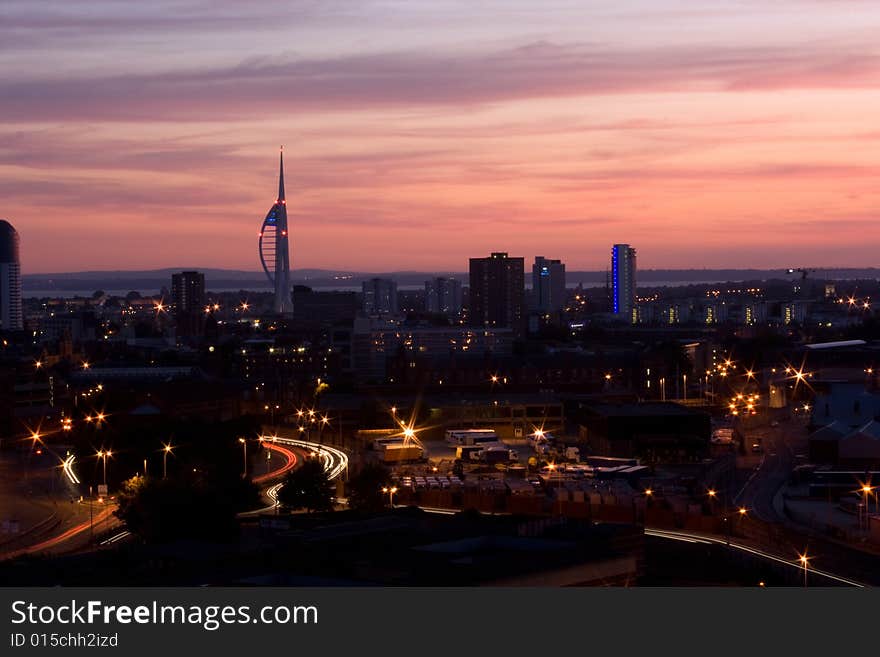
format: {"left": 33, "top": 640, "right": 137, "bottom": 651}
{"left": 5, "top": 1, "right": 880, "bottom": 273}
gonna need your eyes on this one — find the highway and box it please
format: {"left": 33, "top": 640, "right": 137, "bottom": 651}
{"left": 410, "top": 504, "right": 866, "bottom": 586}
{"left": 241, "top": 436, "right": 348, "bottom": 515}
{"left": 253, "top": 440, "right": 298, "bottom": 485}
{"left": 266, "top": 436, "right": 348, "bottom": 481}
{"left": 4, "top": 502, "right": 118, "bottom": 559}
{"left": 645, "top": 527, "right": 864, "bottom": 587}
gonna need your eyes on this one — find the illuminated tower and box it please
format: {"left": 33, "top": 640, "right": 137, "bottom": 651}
{"left": 611, "top": 243, "right": 636, "bottom": 322}
{"left": 259, "top": 149, "right": 292, "bottom": 315}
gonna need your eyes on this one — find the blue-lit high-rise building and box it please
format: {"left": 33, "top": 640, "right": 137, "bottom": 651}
{"left": 611, "top": 244, "right": 636, "bottom": 322}
{"left": 0, "top": 220, "right": 22, "bottom": 332}
{"left": 258, "top": 149, "right": 293, "bottom": 315}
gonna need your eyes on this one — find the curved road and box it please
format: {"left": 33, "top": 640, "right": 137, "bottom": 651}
{"left": 736, "top": 424, "right": 794, "bottom": 522}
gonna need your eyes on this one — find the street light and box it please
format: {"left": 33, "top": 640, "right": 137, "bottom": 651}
{"left": 548, "top": 463, "right": 563, "bottom": 515}
{"left": 799, "top": 552, "right": 810, "bottom": 588}
{"left": 97, "top": 449, "right": 111, "bottom": 487}
{"left": 162, "top": 443, "right": 173, "bottom": 479}
{"left": 239, "top": 437, "right": 247, "bottom": 478}
{"left": 382, "top": 486, "right": 398, "bottom": 508}
{"left": 860, "top": 484, "right": 873, "bottom": 531}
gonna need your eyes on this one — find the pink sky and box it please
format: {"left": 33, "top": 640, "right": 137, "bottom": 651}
{"left": 2, "top": 0, "right": 880, "bottom": 273}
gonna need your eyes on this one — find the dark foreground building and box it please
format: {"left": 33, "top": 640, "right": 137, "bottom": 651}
{"left": 575, "top": 402, "right": 710, "bottom": 462}
{"left": 0, "top": 219, "right": 22, "bottom": 332}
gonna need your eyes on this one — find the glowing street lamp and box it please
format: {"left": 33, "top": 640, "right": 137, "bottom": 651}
{"left": 162, "top": 443, "right": 173, "bottom": 479}
{"left": 96, "top": 449, "right": 111, "bottom": 487}
{"left": 799, "top": 553, "right": 810, "bottom": 587}
{"left": 860, "top": 484, "right": 873, "bottom": 530}
{"left": 382, "top": 486, "right": 398, "bottom": 508}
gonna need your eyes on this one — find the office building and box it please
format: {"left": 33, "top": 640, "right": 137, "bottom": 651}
{"left": 362, "top": 278, "right": 398, "bottom": 315}
{"left": 425, "top": 277, "right": 463, "bottom": 316}
{"left": 258, "top": 149, "right": 293, "bottom": 315}
{"left": 532, "top": 256, "right": 566, "bottom": 313}
{"left": 469, "top": 252, "right": 525, "bottom": 336}
{"left": 611, "top": 244, "right": 636, "bottom": 322}
{"left": 0, "top": 220, "right": 22, "bottom": 332}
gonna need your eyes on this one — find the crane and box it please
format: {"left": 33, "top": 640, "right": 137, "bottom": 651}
{"left": 787, "top": 268, "right": 816, "bottom": 281}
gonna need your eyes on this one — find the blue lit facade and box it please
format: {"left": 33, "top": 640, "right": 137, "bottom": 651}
{"left": 611, "top": 244, "right": 636, "bottom": 322}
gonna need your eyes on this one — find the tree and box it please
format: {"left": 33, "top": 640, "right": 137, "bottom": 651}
{"left": 114, "top": 448, "right": 259, "bottom": 543}
{"left": 277, "top": 458, "right": 334, "bottom": 513}
{"left": 346, "top": 463, "right": 392, "bottom": 512}
{"left": 115, "top": 474, "right": 244, "bottom": 543}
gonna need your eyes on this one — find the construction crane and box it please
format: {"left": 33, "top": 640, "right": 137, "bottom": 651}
{"left": 787, "top": 268, "right": 816, "bottom": 281}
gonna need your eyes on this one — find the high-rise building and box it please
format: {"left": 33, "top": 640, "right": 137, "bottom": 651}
{"left": 171, "top": 270, "right": 206, "bottom": 339}
{"left": 611, "top": 244, "right": 637, "bottom": 322}
{"left": 171, "top": 271, "right": 205, "bottom": 314}
{"left": 532, "top": 256, "right": 566, "bottom": 313}
{"left": 258, "top": 149, "right": 292, "bottom": 315}
{"left": 0, "top": 220, "right": 22, "bottom": 332}
{"left": 469, "top": 252, "right": 525, "bottom": 335}
{"left": 362, "top": 278, "right": 398, "bottom": 315}
{"left": 425, "top": 277, "right": 463, "bottom": 316}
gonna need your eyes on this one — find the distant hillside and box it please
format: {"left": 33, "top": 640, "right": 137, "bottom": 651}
{"left": 21, "top": 267, "right": 880, "bottom": 293}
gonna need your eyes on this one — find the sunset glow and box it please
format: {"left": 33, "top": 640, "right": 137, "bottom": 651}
{"left": 3, "top": 1, "right": 880, "bottom": 272}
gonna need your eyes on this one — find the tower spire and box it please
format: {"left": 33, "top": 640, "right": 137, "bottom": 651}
{"left": 278, "top": 146, "right": 286, "bottom": 202}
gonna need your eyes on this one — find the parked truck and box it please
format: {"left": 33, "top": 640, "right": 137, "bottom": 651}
{"left": 381, "top": 443, "right": 424, "bottom": 463}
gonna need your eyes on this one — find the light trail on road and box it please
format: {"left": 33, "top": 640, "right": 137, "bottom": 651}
{"left": 263, "top": 436, "right": 348, "bottom": 480}
{"left": 645, "top": 527, "right": 865, "bottom": 587}
{"left": 241, "top": 437, "right": 349, "bottom": 515}
{"left": 99, "top": 530, "right": 131, "bottom": 546}
{"left": 62, "top": 454, "right": 80, "bottom": 485}
{"left": 253, "top": 441, "right": 298, "bottom": 485}
{"left": 266, "top": 483, "right": 283, "bottom": 504}
{"left": 6, "top": 504, "right": 118, "bottom": 559}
